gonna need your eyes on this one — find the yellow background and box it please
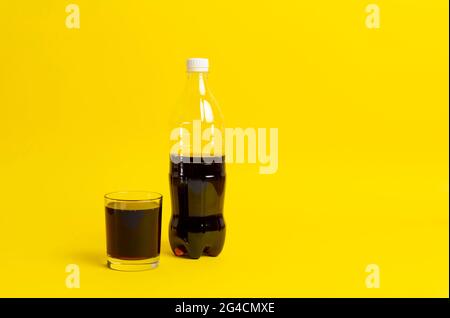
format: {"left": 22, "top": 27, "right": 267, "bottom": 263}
{"left": 0, "top": 1, "right": 448, "bottom": 297}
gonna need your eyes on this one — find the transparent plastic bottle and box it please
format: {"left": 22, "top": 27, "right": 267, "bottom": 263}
{"left": 168, "top": 58, "right": 226, "bottom": 259}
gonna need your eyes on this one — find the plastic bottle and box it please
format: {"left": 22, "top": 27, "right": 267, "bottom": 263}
{"left": 168, "top": 58, "right": 226, "bottom": 259}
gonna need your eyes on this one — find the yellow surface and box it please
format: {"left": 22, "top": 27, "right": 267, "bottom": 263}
{"left": 0, "top": 1, "right": 448, "bottom": 297}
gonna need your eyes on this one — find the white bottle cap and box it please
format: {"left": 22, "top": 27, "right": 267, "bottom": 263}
{"left": 187, "top": 58, "right": 209, "bottom": 72}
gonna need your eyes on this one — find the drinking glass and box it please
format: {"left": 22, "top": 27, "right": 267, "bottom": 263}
{"left": 104, "top": 191, "right": 162, "bottom": 271}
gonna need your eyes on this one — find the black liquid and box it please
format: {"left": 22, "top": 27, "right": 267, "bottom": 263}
{"left": 169, "top": 155, "right": 226, "bottom": 259}
{"left": 105, "top": 203, "right": 162, "bottom": 260}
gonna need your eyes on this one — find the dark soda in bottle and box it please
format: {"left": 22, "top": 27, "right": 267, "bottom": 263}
{"left": 169, "top": 155, "right": 225, "bottom": 258}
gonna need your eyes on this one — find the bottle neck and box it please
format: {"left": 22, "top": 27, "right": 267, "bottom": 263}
{"left": 186, "top": 71, "right": 209, "bottom": 96}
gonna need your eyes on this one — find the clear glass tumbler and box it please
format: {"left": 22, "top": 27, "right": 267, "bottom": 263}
{"left": 104, "top": 191, "right": 162, "bottom": 271}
